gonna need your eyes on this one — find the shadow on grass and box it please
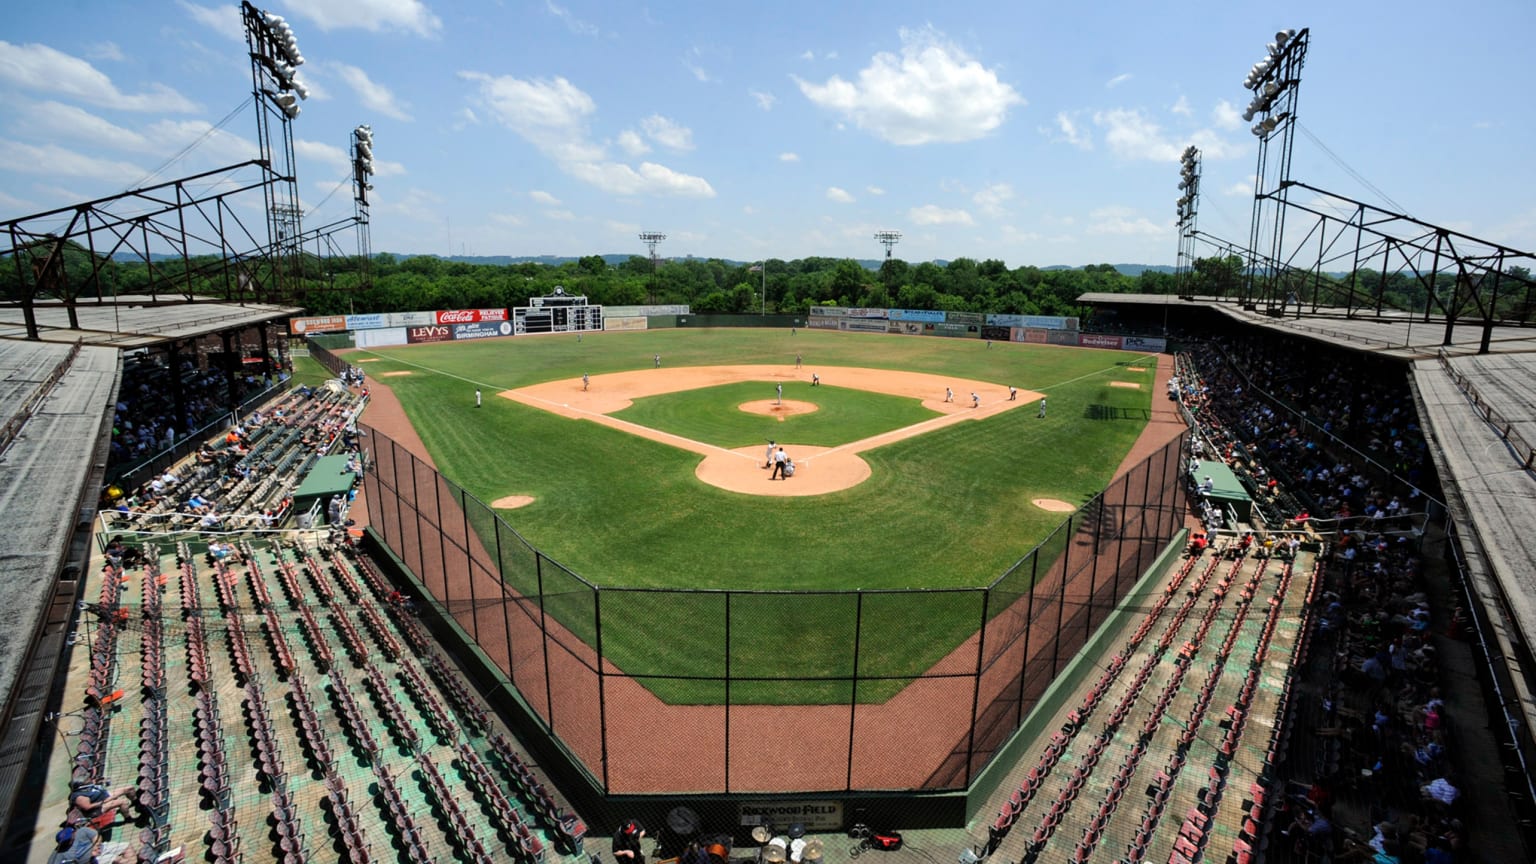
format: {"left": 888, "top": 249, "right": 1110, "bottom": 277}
{"left": 1083, "top": 404, "right": 1151, "bottom": 421}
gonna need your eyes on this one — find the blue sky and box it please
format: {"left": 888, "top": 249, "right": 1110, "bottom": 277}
{"left": 1, "top": 0, "right": 1532, "bottom": 267}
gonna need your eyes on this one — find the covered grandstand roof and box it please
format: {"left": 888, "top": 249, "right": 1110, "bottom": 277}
{"left": 0, "top": 340, "right": 118, "bottom": 715}
{"left": 1078, "top": 293, "right": 1536, "bottom": 359}
{"left": 1412, "top": 353, "right": 1536, "bottom": 735}
{"left": 0, "top": 300, "right": 299, "bottom": 348}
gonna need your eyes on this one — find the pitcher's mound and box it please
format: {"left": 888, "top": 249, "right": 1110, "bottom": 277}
{"left": 492, "top": 495, "right": 535, "bottom": 509}
{"left": 1032, "top": 498, "right": 1077, "bottom": 512}
{"left": 739, "top": 399, "right": 818, "bottom": 418}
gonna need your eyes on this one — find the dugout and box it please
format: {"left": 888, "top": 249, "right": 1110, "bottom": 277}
{"left": 291, "top": 454, "right": 357, "bottom": 522}
{"left": 1190, "top": 460, "right": 1252, "bottom": 522}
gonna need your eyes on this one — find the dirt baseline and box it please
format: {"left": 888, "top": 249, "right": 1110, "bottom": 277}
{"left": 504, "top": 365, "right": 1041, "bottom": 496}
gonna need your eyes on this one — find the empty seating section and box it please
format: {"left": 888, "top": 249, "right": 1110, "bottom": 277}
{"left": 978, "top": 530, "right": 1320, "bottom": 864}
{"left": 58, "top": 537, "right": 587, "bottom": 864}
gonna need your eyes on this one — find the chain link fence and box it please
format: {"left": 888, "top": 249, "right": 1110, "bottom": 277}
{"left": 359, "top": 421, "right": 1189, "bottom": 793}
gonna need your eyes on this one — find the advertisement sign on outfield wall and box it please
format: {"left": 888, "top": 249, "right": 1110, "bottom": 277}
{"left": 388, "top": 311, "right": 436, "bottom": 327}
{"left": 844, "top": 307, "right": 888, "bottom": 319}
{"left": 435, "top": 308, "right": 509, "bottom": 325}
{"left": 344, "top": 313, "right": 387, "bottom": 330}
{"left": 946, "top": 311, "right": 985, "bottom": 326}
{"left": 808, "top": 316, "right": 840, "bottom": 329}
{"left": 1047, "top": 328, "right": 1081, "bottom": 346}
{"left": 1121, "top": 336, "right": 1168, "bottom": 352}
{"left": 839, "top": 319, "right": 890, "bottom": 333}
{"left": 603, "top": 316, "right": 649, "bottom": 331}
{"left": 1078, "top": 333, "right": 1124, "bottom": 349}
{"left": 887, "top": 308, "right": 946, "bottom": 323}
{"left": 602, "top": 304, "right": 689, "bottom": 317}
{"left": 926, "top": 322, "right": 979, "bottom": 338}
{"left": 808, "top": 306, "right": 847, "bottom": 317}
{"left": 288, "top": 315, "right": 347, "bottom": 335}
{"left": 453, "top": 321, "right": 516, "bottom": 340}
{"left": 407, "top": 324, "right": 453, "bottom": 343}
{"left": 889, "top": 320, "right": 923, "bottom": 335}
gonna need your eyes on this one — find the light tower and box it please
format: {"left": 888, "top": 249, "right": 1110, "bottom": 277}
{"left": 1175, "top": 146, "right": 1201, "bottom": 298}
{"left": 874, "top": 230, "right": 902, "bottom": 260}
{"left": 352, "top": 124, "right": 375, "bottom": 294}
{"left": 1239, "top": 26, "right": 1308, "bottom": 310}
{"left": 638, "top": 231, "right": 666, "bottom": 304}
{"left": 241, "top": 1, "right": 311, "bottom": 299}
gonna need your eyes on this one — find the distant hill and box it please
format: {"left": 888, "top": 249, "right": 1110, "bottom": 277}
{"left": 1042, "top": 264, "right": 1177, "bottom": 276}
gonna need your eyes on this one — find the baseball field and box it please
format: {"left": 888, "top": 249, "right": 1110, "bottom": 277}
{"left": 351, "top": 327, "right": 1159, "bottom": 704}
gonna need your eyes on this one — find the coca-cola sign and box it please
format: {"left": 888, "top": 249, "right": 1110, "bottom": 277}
{"left": 435, "top": 308, "right": 509, "bottom": 324}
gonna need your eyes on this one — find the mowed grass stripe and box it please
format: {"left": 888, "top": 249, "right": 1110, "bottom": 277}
{"left": 359, "top": 329, "right": 1156, "bottom": 704}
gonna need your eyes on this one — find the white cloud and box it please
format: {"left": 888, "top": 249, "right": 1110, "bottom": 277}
{"left": 751, "top": 90, "right": 776, "bottom": 111}
{"left": 1212, "top": 99, "right": 1241, "bottom": 131}
{"left": 331, "top": 62, "right": 413, "bottom": 121}
{"left": 1224, "top": 181, "right": 1252, "bottom": 197}
{"left": 0, "top": 139, "right": 146, "bottom": 183}
{"left": 866, "top": 185, "right": 885, "bottom": 196}
{"left": 1105, "top": 73, "right": 1133, "bottom": 88}
{"left": 640, "top": 115, "right": 694, "bottom": 151}
{"left": 0, "top": 188, "right": 33, "bottom": 213}
{"left": 545, "top": 0, "right": 598, "bottom": 37}
{"left": 0, "top": 41, "right": 198, "bottom": 112}
{"left": 607, "top": 219, "right": 640, "bottom": 233}
{"left": 778, "top": 152, "right": 799, "bottom": 162}
{"left": 463, "top": 72, "right": 713, "bottom": 198}
{"left": 800, "top": 50, "right": 816, "bottom": 61}
{"left": 462, "top": 72, "right": 605, "bottom": 162}
{"left": 565, "top": 160, "right": 714, "bottom": 197}
{"left": 177, "top": 1, "right": 244, "bottom": 42}
{"left": 1093, "top": 108, "right": 1234, "bottom": 161}
{"left": 279, "top": 0, "right": 441, "bottom": 36}
{"left": 973, "top": 182, "right": 1014, "bottom": 217}
{"left": 826, "top": 186, "right": 855, "bottom": 203}
{"left": 545, "top": 209, "right": 576, "bottom": 221}
{"left": 616, "top": 129, "right": 650, "bottom": 156}
{"left": 87, "top": 42, "right": 124, "bottom": 62}
{"left": 529, "top": 190, "right": 561, "bottom": 205}
{"left": 16, "top": 101, "right": 148, "bottom": 150}
{"left": 682, "top": 46, "right": 715, "bottom": 83}
{"left": 1052, "top": 111, "right": 1092, "bottom": 150}
{"left": 1171, "top": 95, "right": 1192, "bottom": 116}
{"left": 794, "top": 27, "right": 1023, "bottom": 146}
{"left": 1086, "top": 205, "right": 1165, "bottom": 236}
{"left": 909, "top": 204, "right": 973, "bottom": 226}
{"left": 490, "top": 212, "right": 526, "bottom": 227}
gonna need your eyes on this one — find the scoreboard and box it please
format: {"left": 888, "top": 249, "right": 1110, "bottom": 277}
{"left": 513, "top": 304, "right": 603, "bottom": 334}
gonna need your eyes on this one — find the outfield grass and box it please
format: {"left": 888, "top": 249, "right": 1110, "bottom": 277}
{"left": 358, "top": 328, "right": 1155, "bottom": 703}
{"left": 613, "top": 381, "right": 940, "bottom": 449}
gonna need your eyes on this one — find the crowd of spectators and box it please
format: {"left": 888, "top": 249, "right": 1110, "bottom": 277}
{"left": 104, "top": 382, "right": 360, "bottom": 530}
{"left": 108, "top": 353, "right": 287, "bottom": 466}
{"left": 1177, "top": 340, "right": 1479, "bottom": 863}
{"left": 1174, "top": 336, "right": 1431, "bottom": 531}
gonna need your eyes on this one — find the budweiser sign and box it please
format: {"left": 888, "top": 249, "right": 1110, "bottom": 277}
{"left": 435, "top": 308, "right": 509, "bottom": 324}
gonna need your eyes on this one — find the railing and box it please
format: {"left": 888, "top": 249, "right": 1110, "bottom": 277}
{"left": 1437, "top": 348, "right": 1536, "bottom": 470}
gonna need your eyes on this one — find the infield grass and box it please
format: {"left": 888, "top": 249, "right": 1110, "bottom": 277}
{"left": 357, "top": 328, "right": 1157, "bottom": 704}
{"left": 613, "top": 381, "right": 939, "bottom": 448}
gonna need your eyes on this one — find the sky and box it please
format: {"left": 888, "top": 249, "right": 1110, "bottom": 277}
{"left": 1, "top": 0, "right": 1533, "bottom": 268}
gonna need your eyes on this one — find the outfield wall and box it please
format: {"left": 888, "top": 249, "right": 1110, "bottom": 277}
{"left": 357, "top": 423, "right": 1189, "bottom": 796}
